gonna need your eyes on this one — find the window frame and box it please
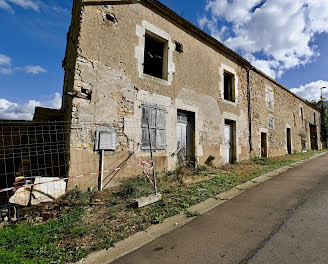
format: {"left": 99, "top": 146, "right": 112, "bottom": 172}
{"left": 266, "top": 88, "right": 274, "bottom": 110}
{"left": 136, "top": 20, "right": 175, "bottom": 85}
{"left": 220, "top": 64, "right": 239, "bottom": 106}
{"left": 223, "top": 71, "right": 235, "bottom": 102}
{"left": 143, "top": 31, "right": 168, "bottom": 80}
{"left": 268, "top": 116, "right": 274, "bottom": 129}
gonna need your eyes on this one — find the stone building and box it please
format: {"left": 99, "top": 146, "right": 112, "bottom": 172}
{"left": 37, "top": 0, "right": 321, "bottom": 189}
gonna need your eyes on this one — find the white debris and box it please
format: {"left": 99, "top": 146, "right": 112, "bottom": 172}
{"left": 9, "top": 177, "right": 66, "bottom": 206}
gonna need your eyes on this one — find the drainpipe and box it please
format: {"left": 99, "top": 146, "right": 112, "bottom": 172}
{"left": 247, "top": 67, "right": 254, "bottom": 152}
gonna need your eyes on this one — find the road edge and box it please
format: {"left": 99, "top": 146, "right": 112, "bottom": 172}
{"left": 78, "top": 152, "right": 327, "bottom": 264}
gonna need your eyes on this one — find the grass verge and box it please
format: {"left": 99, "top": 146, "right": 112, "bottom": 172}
{"left": 0, "top": 150, "right": 326, "bottom": 263}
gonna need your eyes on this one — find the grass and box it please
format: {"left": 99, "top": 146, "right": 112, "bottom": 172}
{"left": 0, "top": 149, "right": 326, "bottom": 263}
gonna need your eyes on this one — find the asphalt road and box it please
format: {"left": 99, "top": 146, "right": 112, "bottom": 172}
{"left": 247, "top": 166, "right": 328, "bottom": 264}
{"left": 112, "top": 153, "right": 328, "bottom": 264}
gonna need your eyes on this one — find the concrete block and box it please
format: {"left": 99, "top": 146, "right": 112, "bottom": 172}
{"left": 135, "top": 193, "right": 162, "bottom": 208}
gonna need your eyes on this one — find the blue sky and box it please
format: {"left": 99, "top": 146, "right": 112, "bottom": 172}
{"left": 1, "top": 0, "right": 328, "bottom": 119}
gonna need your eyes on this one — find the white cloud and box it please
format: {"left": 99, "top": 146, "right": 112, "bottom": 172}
{"left": 0, "top": 0, "right": 13, "bottom": 13}
{"left": 252, "top": 59, "right": 278, "bottom": 79}
{"left": 0, "top": 0, "right": 39, "bottom": 12}
{"left": 291, "top": 80, "right": 328, "bottom": 101}
{"left": 52, "top": 92, "right": 62, "bottom": 109}
{"left": 0, "top": 99, "right": 41, "bottom": 120}
{"left": 8, "top": 0, "right": 39, "bottom": 11}
{"left": 0, "top": 53, "right": 12, "bottom": 74}
{"left": 0, "top": 93, "right": 62, "bottom": 120}
{"left": 0, "top": 54, "right": 11, "bottom": 65}
{"left": 0, "top": 54, "right": 46, "bottom": 75}
{"left": 25, "top": 65, "right": 47, "bottom": 74}
{"left": 201, "top": 0, "right": 328, "bottom": 78}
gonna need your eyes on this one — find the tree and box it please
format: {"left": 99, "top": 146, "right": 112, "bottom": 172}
{"left": 311, "top": 100, "right": 328, "bottom": 148}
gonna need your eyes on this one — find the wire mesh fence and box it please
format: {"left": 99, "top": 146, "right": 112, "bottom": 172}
{"left": 0, "top": 119, "right": 168, "bottom": 252}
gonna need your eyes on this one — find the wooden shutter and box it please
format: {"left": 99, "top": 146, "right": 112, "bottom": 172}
{"left": 141, "top": 104, "right": 157, "bottom": 151}
{"left": 141, "top": 103, "right": 166, "bottom": 152}
{"left": 156, "top": 107, "right": 166, "bottom": 151}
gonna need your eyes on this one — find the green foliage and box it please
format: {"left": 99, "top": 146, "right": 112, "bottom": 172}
{"left": 0, "top": 207, "right": 85, "bottom": 264}
{"left": 253, "top": 157, "right": 270, "bottom": 165}
{"left": 62, "top": 188, "right": 92, "bottom": 205}
{"left": 116, "top": 177, "right": 154, "bottom": 200}
{"left": 185, "top": 210, "right": 200, "bottom": 217}
{"left": 0, "top": 150, "right": 326, "bottom": 263}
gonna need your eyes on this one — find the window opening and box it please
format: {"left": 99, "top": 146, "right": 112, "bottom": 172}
{"left": 224, "top": 72, "right": 235, "bottom": 102}
{"left": 268, "top": 116, "right": 274, "bottom": 129}
{"left": 144, "top": 34, "right": 167, "bottom": 79}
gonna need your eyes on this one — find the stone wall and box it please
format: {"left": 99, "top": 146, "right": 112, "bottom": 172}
{"left": 250, "top": 71, "right": 321, "bottom": 157}
{"left": 61, "top": 0, "right": 321, "bottom": 189}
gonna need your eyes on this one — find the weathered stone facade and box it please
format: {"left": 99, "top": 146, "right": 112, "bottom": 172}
{"left": 58, "top": 0, "right": 321, "bottom": 189}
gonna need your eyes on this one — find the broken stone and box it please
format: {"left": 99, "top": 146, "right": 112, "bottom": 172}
{"left": 15, "top": 177, "right": 24, "bottom": 184}
{"left": 9, "top": 177, "right": 66, "bottom": 206}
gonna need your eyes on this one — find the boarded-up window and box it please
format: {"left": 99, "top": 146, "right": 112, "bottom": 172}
{"left": 141, "top": 103, "right": 166, "bottom": 152}
{"left": 224, "top": 72, "right": 235, "bottom": 102}
{"left": 268, "top": 116, "right": 274, "bottom": 129}
{"left": 266, "top": 89, "right": 274, "bottom": 110}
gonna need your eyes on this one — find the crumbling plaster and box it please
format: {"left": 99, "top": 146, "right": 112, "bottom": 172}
{"left": 60, "top": 0, "right": 321, "bottom": 189}
{"left": 66, "top": 1, "right": 250, "bottom": 168}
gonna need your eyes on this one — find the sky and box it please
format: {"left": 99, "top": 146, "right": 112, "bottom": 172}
{"left": 0, "top": 0, "right": 328, "bottom": 120}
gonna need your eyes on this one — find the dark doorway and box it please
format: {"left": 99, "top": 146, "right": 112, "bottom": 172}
{"left": 176, "top": 110, "right": 195, "bottom": 163}
{"left": 287, "top": 128, "right": 292, "bottom": 154}
{"left": 309, "top": 124, "right": 318, "bottom": 150}
{"left": 261, "top": 132, "right": 268, "bottom": 158}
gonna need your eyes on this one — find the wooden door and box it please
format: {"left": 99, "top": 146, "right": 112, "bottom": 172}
{"left": 309, "top": 124, "right": 318, "bottom": 150}
{"left": 177, "top": 122, "right": 187, "bottom": 161}
{"left": 287, "top": 128, "right": 291, "bottom": 154}
{"left": 261, "top": 133, "right": 267, "bottom": 158}
{"left": 224, "top": 124, "right": 233, "bottom": 164}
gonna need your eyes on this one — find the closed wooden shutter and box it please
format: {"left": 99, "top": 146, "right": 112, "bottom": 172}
{"left": 141, "top": 103, "right": 166, "bottom": 152}
{"left": 156, "top": 108, "right": 166, "bottom": 151}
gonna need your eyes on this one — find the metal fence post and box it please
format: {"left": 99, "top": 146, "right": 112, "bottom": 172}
{"left": 147, "top": 118, "right": 157, "bottom": 195}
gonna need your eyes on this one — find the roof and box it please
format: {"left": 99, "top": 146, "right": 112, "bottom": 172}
{"left": 82, "top": 0, "right": 320, "bottom": 112}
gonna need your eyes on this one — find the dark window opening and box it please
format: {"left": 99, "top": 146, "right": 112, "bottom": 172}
{"left": 106, "top": 14, "right": 116, "bottom": 23}
{"left": 300, "top": 107, "right": 303, "bottom": 122}
{"left": 224, "top": 72, "right": 235, "bottom": 102}
{"left": 175, "top": 41, "right": 183, "bottom": 53}
{"left": 314, "top": 112, "right": 316, "bottom": 124}
{"left": 144, "top": 34, "right": 166, "bottom": 79}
